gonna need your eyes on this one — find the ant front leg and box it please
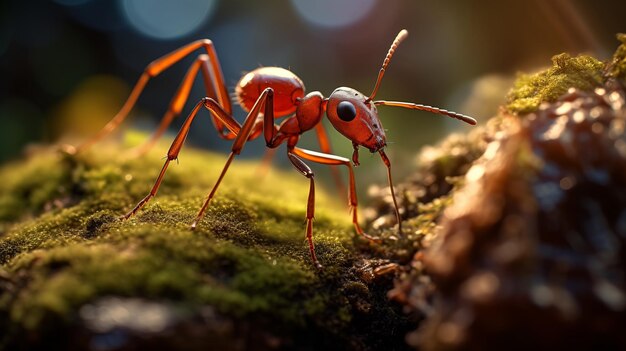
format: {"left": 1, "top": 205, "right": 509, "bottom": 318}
{"left": 290, "top": 147, "right": 379, "bottom": 243}
{"left": 256, "top": 122, "right": 346, "bottom": 198}
{"left": 314, "top": 123, "right": 347, "bottom": 198}
{"left": 286, "top": 151, "right": 321, "bottom": 269}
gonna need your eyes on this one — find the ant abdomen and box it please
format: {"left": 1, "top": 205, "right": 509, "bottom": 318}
{"left": 235, "top": 67, "right": 305, "bottom": 117}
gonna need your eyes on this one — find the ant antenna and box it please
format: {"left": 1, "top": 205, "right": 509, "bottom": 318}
{"left": 368, "top": 29, "right": 409, "bottom": 101}
{"left": 373, "top": 100, "right": 477, "bottom": 125}
{"left": 367, "top": 29, "right": 477, "bottom": 126}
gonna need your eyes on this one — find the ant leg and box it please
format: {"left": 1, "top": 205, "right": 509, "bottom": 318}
{"left": 286, "top": 151, "right": 321, "bottom": 269}
{"left": 379, "top": 150, "right": 403, "bottom": 234}
{"left": 313, "top": 122, "right": 347, "bottom": 197}
{"left": 67, "top": 39, "right": 231, "bottom": 154}
{"left": 62, "top": 72, "right": 149, "bottom": 155}
{"left": 128, "top": 54, "right": 226, "bottom": 158}
{"left": 256, "top": 122, "right": 346, "bottom": 191}
{"left": 291, "top": 147, "right": 379, "bottom": 242}
{"left": 191, "top": 88, "right": 276, "bottom": 228}
{"left": 123, "top": 96, "right": 242, "bottom": 219}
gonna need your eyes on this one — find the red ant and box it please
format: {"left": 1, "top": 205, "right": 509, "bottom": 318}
{"left": 64, "top": 29, "right": 476, "bottom": 268}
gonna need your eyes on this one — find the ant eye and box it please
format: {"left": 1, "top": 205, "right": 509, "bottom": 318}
{"left": 337, "top": 101, "right": 357, "bottom": 121}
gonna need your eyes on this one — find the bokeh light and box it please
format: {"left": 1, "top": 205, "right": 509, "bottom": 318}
{"left": 53, "top": 75, "right": 130, "bottom": 140}
{"left": 290, "top": 0, "right": 377, "bottom": 28}
{"left": 2, "top": 0, "right": 626, "bottom": 181}
{"left": 121, "top": 0, "right": 217, "bottom": 39}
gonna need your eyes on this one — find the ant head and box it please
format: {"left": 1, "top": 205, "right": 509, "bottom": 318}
{"left": 324, "top": 30, "right": 409, "bottom": 153}
{"left": 324, "top": 30, "right": 476, "bottom": 236}
{"left": 325, "top": 29, "right": 476, "bottom": 153}
{"left": 326, "top": 87, "right": 386, "bottom": 152}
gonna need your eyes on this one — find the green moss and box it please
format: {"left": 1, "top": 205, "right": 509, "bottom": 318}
{"left": 0, "top": 142, "right": 375, "bottom": 347}
{"left": 607, "top": 33, "right": 626, "bottom": 80}
{"left": 506, "top": 53, "right": 605, "bottom": 114}
{"left": 505, "top": 33, "right": 626, "bottom": 115}
{"left": 0, "top": 150, "right": 70, "bottom": 222}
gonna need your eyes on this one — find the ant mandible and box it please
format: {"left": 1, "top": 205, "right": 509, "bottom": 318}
{"left": 64, "top": 29, "right": 476, "bottom": 268}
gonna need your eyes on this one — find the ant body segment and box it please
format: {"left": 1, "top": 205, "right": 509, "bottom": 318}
{"left": 65, "top": 30, "right": 476, "bottom": 268}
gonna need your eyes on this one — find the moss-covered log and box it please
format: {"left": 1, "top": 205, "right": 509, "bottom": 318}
{"left": 0, "top": 145, "right": 412, "bottom": 350}
{"left": 384, "top": 34, "right": 626, "bottom": 351}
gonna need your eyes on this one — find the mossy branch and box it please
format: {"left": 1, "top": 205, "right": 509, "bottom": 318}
{"left": 506, "top": 53, "right": 604, "bottom": 114}
{"left": 506, "top": 34, "right": 626, "bottom": 115}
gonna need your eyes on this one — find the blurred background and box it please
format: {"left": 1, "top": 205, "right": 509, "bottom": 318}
{"left": 1, "top": 0, "right": 625, "bottom": 188}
